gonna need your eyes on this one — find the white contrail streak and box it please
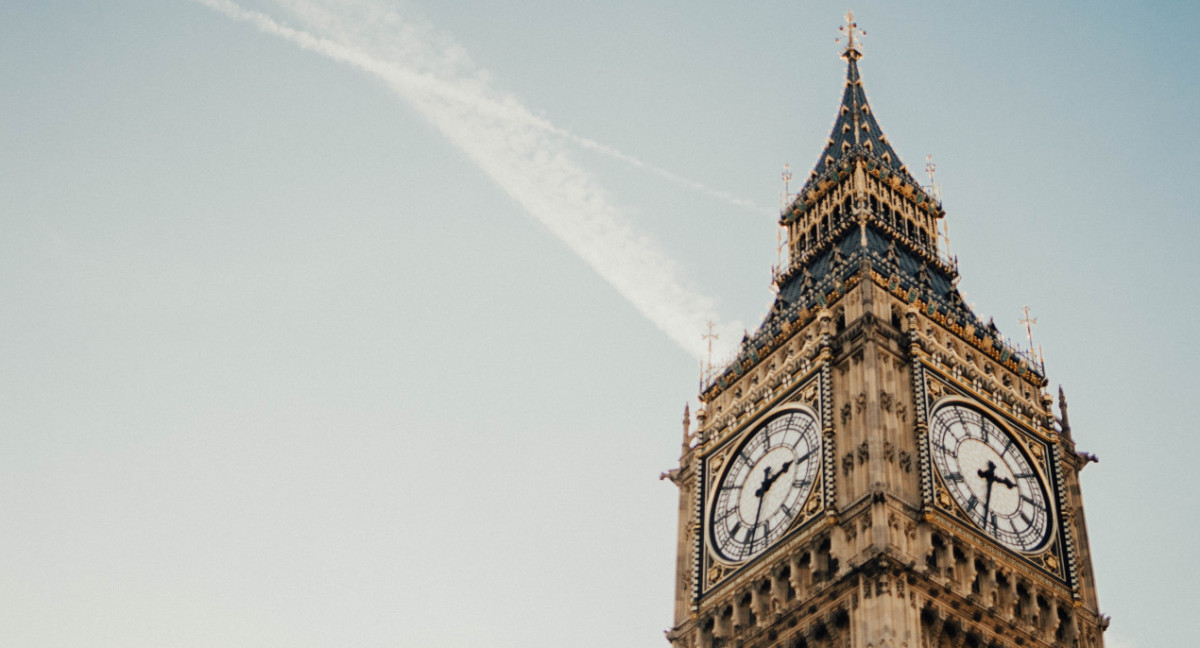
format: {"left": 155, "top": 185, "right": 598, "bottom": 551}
{"left": 561, "top": 133, "right": 771, "bottom": 215}
{"left": 194, "top": 0, "right": 746, "bottom": 359}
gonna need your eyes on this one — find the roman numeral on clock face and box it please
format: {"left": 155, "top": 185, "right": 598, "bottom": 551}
{"left": 928, "top": 403, "right": 1054, "bottom": 553}
{"left": 708, "top": 408, "right": 823, "bottom": 562}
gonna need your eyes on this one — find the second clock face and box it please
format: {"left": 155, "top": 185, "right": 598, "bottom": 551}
{"left": 710, "top": 409, "right": 821, "bottom": 563}
{"left": 929, "top": 403, "right": 1052, "bottom": 552}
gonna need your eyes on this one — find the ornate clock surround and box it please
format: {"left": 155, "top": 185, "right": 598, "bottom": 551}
{"left": 696, "top": 371, "right": 833, "bottom": 599}
{"left": 916, "top": 365, "right": 1077, "bottom": 591}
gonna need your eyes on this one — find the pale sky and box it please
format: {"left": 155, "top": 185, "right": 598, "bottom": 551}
{"left": 2, "top": 2, "right": 1196, "bottom": 647}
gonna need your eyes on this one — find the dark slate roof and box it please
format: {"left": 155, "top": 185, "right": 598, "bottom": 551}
{"left": 773, "top": 226, "right": 958, "bottom": 322}
{"left": 709, "top": 226, "right": 1043, "bottom": 390}
{"left": 802, "top": 57, "right": 919, "bottom": 194}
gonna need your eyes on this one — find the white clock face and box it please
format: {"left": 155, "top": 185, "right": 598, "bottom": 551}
{"left": 929, "top": 404, "right": 1052, "bottom": 552}
{"left": 710, "top": 410, "right": 821, "bottom": 563}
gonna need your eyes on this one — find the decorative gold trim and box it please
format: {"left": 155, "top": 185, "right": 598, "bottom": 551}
{"left": 703, "top": 403, "right": 826, "bottom": 570}
{"left": 922, "top": 363, "right": 1055, "bottom": 444}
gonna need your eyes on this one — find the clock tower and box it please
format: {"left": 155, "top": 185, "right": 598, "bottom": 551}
{"left": 666, "top": 14, "right": 1108, "bottom": 648}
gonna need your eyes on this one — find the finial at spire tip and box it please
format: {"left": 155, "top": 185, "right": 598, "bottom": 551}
{"left": 837, "top": 9, "right": 866, "bottom": 60}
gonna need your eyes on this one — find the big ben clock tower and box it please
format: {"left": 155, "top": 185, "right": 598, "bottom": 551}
{"left": 665, "top": 13, "right": 1108, "bottom": 648}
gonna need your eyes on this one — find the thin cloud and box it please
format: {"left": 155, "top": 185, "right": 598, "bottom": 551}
{"left": 194, "top": 0, "right": 747, "bottom": 360}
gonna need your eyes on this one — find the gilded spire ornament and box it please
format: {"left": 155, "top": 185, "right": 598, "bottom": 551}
{"left": 836, "top": 10, "right": 866, "bottom": 59}
{"left": 1020, "top": 305, "right": 1046, "bottom": 369}
{"left": 701, "top": 321, "right": 719, "bottom": 382}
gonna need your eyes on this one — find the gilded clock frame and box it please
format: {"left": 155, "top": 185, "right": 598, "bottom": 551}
{"left": 695, "top": 371, "right": 832, "bottom": 598}
{"left": 915, "top": 363, "right": 1075, "bottom": 589}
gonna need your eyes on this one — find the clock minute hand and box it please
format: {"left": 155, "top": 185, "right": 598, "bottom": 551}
{"left": 747, "top": 467, "right": 773, "bottom": 547}
{"left": 980, "top": 478, "right": 995, "bottom": 529}
{"left": 749, "top": 460, "right": 794, "bottom": 549}
{"left": 977, "top": 460, "right": 1001, "bottom": 529}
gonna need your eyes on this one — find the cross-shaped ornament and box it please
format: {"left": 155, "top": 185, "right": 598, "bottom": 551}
{"left": 702, "top": 321, "right": 720, "bottom": 378}
{"left": 1019, "top": 305, "right": 1039, "bottom": 355}
{"left": 837, "top": 10, "right": 866, "bottom": 57}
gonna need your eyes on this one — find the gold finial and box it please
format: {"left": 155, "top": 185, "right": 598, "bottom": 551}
{"left": 1019, "top": 305, "right": 1038, "bottom": 349}
{"left": 925, "top": 153, "right": 945, "bottom": 202}
{"left": 777, "top": 162, "right": 794, "bottom": 279}
{"left": 779, "top": 162, "right": 794, "bottom": 211}
{"left": 1019, "top": 305, "right": 1044, "bottom": 366}
{"left": 837, "top": 10, "right": 866, "bottom": 59}
{"left": 774, "top": 225, "right": 789, "bottom": 283}
{"left": 702, "top": 321, "right": 720, "bottom": 382}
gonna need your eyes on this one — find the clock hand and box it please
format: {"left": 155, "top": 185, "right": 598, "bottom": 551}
{"left": 976, "top": 460, "right": 1017, "bottom": 531}
{"left": 758, "top": 461, "right": 792, "bottom": 494}
{"left": 775, "top": 460, "right": 794, "bottom": 484}
{"left": 747, "top": 459, "right": 796, "bottom": 549}
{"left": 746, "top": 470, "right": 770, "bottom": 548}
{"left": 977, "top": 460, "right": 998, "bottom": 483}
{"left": 754, "top": 466, "right": 774, "bottom": 498}
{"left": 747, "top": 492, "right": 766, "bottom": 548}
{"left": 980, "top": 478, "right": 995, "bottom": 530}
{"left": 977, "top": 460, "right": 1000, "bottom": 528}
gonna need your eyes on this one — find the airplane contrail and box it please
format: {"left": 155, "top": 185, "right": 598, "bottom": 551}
{"left": 194, "top": 0, "right": 749, "bottom": 360}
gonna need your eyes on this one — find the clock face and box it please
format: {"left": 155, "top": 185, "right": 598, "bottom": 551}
{"left": 710, "top": 409, "right": 821, "bottom": 563}
{"left": 929, "top": 403, "right": 1052, "bottom": 552}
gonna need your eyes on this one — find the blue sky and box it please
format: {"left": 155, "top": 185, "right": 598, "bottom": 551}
{"left": 2, "top": 1, "right": 1196, "bottom": 646}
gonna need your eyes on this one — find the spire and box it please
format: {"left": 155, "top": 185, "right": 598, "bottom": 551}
{"left": 805, "top": 13, "right": 917, "bottom": 192}
{"left": 682, "top": 403, "right": 692, "bottom": 450}
{"left": 1057, "top": 385, "right": 1071, "bottom": 437}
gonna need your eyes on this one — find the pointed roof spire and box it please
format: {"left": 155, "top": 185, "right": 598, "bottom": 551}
{"left": 805, "top": 12, "right": 918, "bottom": 192}
{"left": 682, "top": 403, "right": 692, "bottom": 450}
{"left": 1057, "top": 385, "right": 1071, "bottom": 437}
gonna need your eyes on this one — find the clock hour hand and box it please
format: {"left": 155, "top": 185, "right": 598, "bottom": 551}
{"left": 977, "top": 460, "right": 1017, "bottom": 490}
{"left": 754, "top": 466, "right": 774, "bottom": 498}
{"left": 777, "top": 460, "right": 794, "bottom": 482}
{"left": 755, "top": 460, "right": 794, "bottom": 497}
